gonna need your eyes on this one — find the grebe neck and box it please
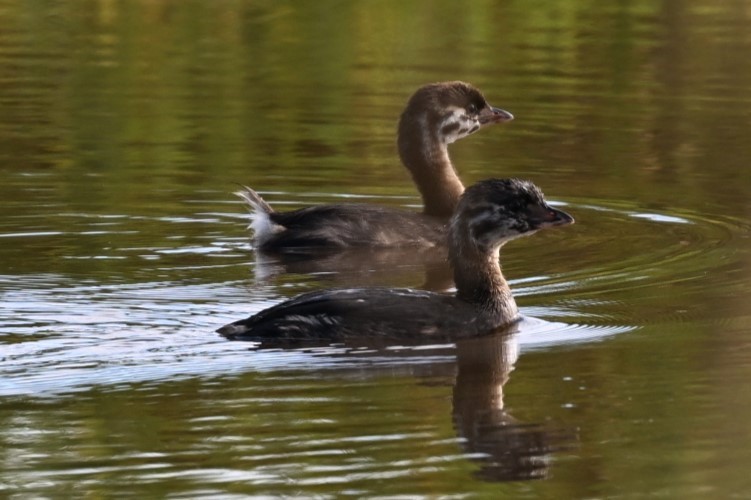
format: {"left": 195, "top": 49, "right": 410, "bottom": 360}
{"left": 450, "top": 245, "right": 518, "bottom": 321}
{"left": 398, "top": 121, "right": 464, "bottom": 218}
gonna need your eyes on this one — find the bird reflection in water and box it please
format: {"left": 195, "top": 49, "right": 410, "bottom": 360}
{"left": 247, "top": 325, "right": 577, "bottom": 483}
{"left": 453, "top": 328, "right": 576, "bottom": 481}
{"left": 251, "top": 245, "right": 455, "bottom": 291}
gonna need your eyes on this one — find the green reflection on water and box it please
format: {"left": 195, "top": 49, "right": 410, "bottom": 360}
{"left": 2, "top": 0, "right": 751, "bottom": 497}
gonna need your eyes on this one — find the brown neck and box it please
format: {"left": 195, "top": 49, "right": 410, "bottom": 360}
{"left": 398, "top": 121, "right": 465, "bottom": 218}
{"left": 450, "top": 245, "right": 518, "bottom": 321}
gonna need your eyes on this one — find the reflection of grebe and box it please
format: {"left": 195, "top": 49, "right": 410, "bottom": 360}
{"left": 453, "top": 331, "right": 576, "bottom": 481}
{"left": 237, "top": 82, "right": 513, "bottom": 251}
{"left": 250, "top": 244, "right": 454, "bottom": 291}
{"left": 218, "top": 178, "right": 574, "bottom": 341}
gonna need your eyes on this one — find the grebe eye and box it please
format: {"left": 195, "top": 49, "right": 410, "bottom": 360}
{"left": 467, "top": 103, "right": 478, "bottom": 114}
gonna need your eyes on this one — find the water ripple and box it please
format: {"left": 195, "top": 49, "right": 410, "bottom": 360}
{"left": 1, "top": 198, "right": 746, "bottom": 397}
{"left": 0, "top": 276, "right": 628, "bottom": 397}
{"left": 515, "top": 198, "right": 751, "bottom": 327}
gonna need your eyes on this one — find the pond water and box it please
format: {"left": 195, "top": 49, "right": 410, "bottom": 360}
{"left": 2, "top": 0, "right": 751, "bottom": 497}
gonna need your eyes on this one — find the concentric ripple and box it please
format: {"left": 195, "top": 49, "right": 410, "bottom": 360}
{"left": 511, "top": 198, "right": 751, "bottom": 328}
{"left": 0, "top": 275, "right": 629, "bottom": 397}
{"left": 2, "top": 195, "right": 748, "bottom": 396}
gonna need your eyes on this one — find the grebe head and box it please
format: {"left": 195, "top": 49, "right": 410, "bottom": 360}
{"left": 449, "top": 178, "right": 574, "bottom": 258}
{"left": 399, "top": 81, "right": 514, "bottom": 147}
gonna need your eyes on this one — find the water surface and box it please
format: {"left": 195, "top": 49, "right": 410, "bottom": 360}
{"left": 2, "top": 0, "right": 751, "bottom": 497}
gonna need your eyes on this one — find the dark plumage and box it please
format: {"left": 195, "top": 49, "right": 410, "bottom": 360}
{"left": 218, "top": 178, "right": 574, "bottom": 342}
{"left": 238, "top": 81, "right": 513, "bottom": 252}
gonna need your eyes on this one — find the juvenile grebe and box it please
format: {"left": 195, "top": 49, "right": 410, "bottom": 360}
{"left": 217, "top": 178, "right": 573, "bottom": 341}
{"left": 238, "top": 81, "right": 513, "bottom": 251}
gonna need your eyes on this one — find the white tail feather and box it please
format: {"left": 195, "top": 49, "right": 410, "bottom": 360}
{"left": 235, "top": 186, "right": 281, "bottom": 245}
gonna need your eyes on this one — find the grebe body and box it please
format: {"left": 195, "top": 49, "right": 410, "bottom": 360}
{"left": 241, "top": 81, "right": 513, "bottom": 251}
{"left": 218, "top": 178, "right": 574, "bottom": 341}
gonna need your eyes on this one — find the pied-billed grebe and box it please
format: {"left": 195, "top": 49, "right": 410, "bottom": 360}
{"left": 218, "top": 178, "right": 574, "bottom": 341}
{"left": 238, "top": 81, "right": 513, "bottom": 251}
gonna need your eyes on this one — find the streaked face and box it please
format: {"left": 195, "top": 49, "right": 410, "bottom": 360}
{"left": 399, "top": 82, "right": 513, "bottom": 149}
{"left": 438, "top": 100, "right": 513, "bottom": 144}
{"left": 453, "top": 179, "right": 575, "bottom": 252}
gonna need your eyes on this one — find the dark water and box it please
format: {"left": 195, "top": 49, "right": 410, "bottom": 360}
{"left": 2, "top": 0, "right": 751, "bottom": 497}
